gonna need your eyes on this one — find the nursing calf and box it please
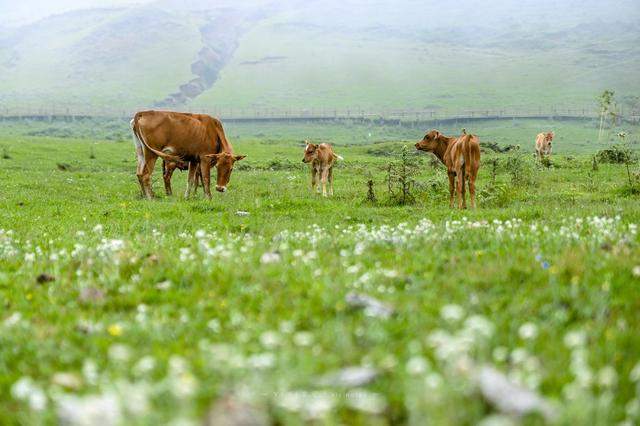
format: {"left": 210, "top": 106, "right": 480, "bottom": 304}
{"left": 415, "top": 129, "right": 481, "bottom": 209}
{"left": 161, "top": 160, "right": 203, "bottom": 196}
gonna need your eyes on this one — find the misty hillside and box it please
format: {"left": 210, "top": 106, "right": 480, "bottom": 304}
{"left": 0, "top": 0, "right": 639, "bottom": 112}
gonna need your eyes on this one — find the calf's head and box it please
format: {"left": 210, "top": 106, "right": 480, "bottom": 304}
{"left": 545, "top": 132, "right": 554, "bottom": 144}
{"left": 415, "top": 130, "right": 441, "bottom": 152}
{"left": 205, "top": 152, "right": 246, "bottom": 192}
{"left": 302, "top": 141, "right": 318, "bottom": 163}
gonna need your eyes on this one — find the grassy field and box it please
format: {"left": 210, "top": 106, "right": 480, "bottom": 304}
{"left": 1, "top": 119, "right": 640, "bottom": 425}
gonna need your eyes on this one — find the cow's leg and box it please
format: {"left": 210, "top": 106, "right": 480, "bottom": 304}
{"left": 135, "top": 147, "right": 146, "bottom": 197}
{"left": 199, "top": 159, "right": 212, "bottom": 200}
{"left": 141, "top": 152, "right": 158, "bottom": 200}
{"left": 328, "top": 166, "right": 334, "bottom": 196}
{"left": 195, "top": 167, "right": 204, "bottom": 194}
{"left": 468, "top": 166, "right": 477, "bottom": 209}
{"left": 448, "top": 172, "right": 455, "bottom": 208}
{"left": 457, "top": 168, "right": 466, "bottom": 209}
{"left": 163, "top": 161, "right": 176, "bottom": 196}
{"left": 185, "top": 162, "right": 198, "bottom": 198}
{"left": 320, "top": 167, "right": 329, "bottom": 197}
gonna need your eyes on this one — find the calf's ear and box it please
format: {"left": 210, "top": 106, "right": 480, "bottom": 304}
{"left": 205, "top": 153, "right": 222, "bottom": 159}
{"left": 234, "top": 155, "right": 247, "bottom": 161}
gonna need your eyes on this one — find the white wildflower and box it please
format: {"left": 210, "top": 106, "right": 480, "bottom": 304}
{"left": 598, "top": 366, "right": 618, "bottom": 388}
{"left": 406, "top": 356, "right": 429, "bottom": 376}
{"left": 564, "top": 330, "right": 587, "bottom": 348}
{"left": 493, "top": 347, "right": 509, "bottom": 363}
{"left": 207, "top": 319, "right": 221, "bottom": 333}
{"left": 464, "top": 315, "right": 495, "bottom": 339}
{"left": 156, "top": 280, "right": 172, "bottom": 291}
{"left": 630, "top": 362, "right": 640, "bottom": 382}
{"left": 4, "top": 312, "right": 22, "bottom": 327}
{"left": 293, "top": 331, "right": 314, "bottom": 347}
{"left": 247, "top": 352, "right": 275, "bottom": 369}
{"left": 132, "top": 356, "right": 156, "bottom": 377}
{"left": 424, "top": 372, "right": 443, "bottom": 389}
{"left": 440, "top": 304, "right": 465, "bottom": 323}
{"left": 346, "top": 390, "right": 386, "bottom": 414}
{"left": 260, "top": 252, "right": 281, "bottom": 264}
{"left": 57, "top": 392, "right": 121, "bottom": 426}
{"left": 260, "top": 331, "right": 281, "bottom": 348}
{"left": 108, "top": 344, "right": 131, "bottom": 363}
{"left": 518, "top": 322, "right": 538, "bottom": 340}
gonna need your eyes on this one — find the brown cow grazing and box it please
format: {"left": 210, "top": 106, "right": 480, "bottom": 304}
{"left": 130, "top": 111, "right": 245, "bottom": 199}
{"left": 415, "top": 129, "right": 481, "bottom": 209}
{"left": 535, "top": 132, "right": 554, "bottom": 160}
{"left": 302, "top": 141, "right": 342, "bottom": 197}
{"left": 161, "top": 160, "right": 204, "bottom": 196}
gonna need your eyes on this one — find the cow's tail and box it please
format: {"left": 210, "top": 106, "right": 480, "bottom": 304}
{"left": 462, "top": 134, "right": 480, "bottom": 176}
{"left": 334, "top": 154, "right": 344, "bottom": 161}
{"left": 131, "top": 114, "right": 183, "bottom": 163}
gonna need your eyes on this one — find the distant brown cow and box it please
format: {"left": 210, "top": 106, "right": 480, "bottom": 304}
{"left": 535, "top": 132, "right": 554, "bottom": 160}
{"left": 415, "top": 129, "right": 481, "bottom": 209}
{"left": 130, "top": 111, "right": 245, "bottom": 199}
{"left": 302, "top": 141, "right": 342, "bottom": 197}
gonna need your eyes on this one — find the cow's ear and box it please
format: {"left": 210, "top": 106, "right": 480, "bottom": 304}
{"left": 234, "top": 155, "right": 246, "bottom": 161}
{"left": 433, "top": 130, "right": 441, "bottom": 139}
{"left": 205, "top": 153, "right": 222, "bottom": 159}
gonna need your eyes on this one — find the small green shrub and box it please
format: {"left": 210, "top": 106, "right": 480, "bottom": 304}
{"left": 596, "top": 144, "right": 634, "bottom": 164}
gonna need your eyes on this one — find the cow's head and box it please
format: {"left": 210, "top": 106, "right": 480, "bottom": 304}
{"left": 415, "top": 130, "right": 441, "bottom": 152}
{"left": 302, "top": 141, "right": 318, "bottom": 163}
{"left": 546, "top": 132, "right": 554, "bottom": 142}
{"left": 204, "top": 152, "right": 246, "bottom": 193}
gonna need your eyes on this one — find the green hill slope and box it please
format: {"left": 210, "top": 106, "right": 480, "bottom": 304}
{"left": 192, "top": 0, "right": 640, "bottom": 112}
{"left": 0, "top": 0, "right": 638, "bottom": 113}
{"left": 0, "top": 6, "right": 203, "bottom": 110}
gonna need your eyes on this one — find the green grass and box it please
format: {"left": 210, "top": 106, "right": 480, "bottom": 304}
{"left": 1, "top": 120, "right": 640, "bottom": 425}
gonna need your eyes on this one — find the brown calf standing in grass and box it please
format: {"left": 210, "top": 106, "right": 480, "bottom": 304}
{"left": 535, "top": 132, "right": 554, "bottom": 160}
{"left": 415, "top": 129, "right": 481, "bottom": 209}
{"left": 302, "top": 141, "right": 343, "bottom": 197}
{"left": 161, "top": 160, "right": 204, "bottom": 196}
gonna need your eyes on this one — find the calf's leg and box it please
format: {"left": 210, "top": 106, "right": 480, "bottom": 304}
{"left": 311, "top": 167, "right": 318, "bottom": 193}
{"left": 163, "top": 161, "right": 176, "bottom": 196}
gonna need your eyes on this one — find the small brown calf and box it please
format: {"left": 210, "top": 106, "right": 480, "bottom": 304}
{"left": 302, "top": 141, "right": 342, "bottom": 197}
{"left": 415, "top": 129, "right": 481, "bottom": 209}
{"left": 535, "top": 132, "right": 554, "bottom": 160}
{"left": 162, "top": 160, "right": 204, "bottom": 196}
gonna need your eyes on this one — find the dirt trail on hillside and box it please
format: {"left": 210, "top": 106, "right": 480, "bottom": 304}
{"left": 156, "top": 10, "right": 261, "bottom": 107}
